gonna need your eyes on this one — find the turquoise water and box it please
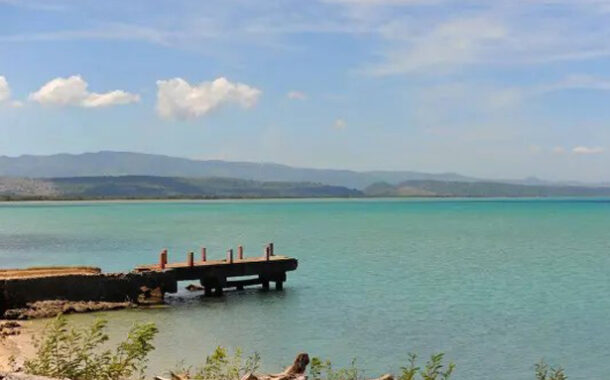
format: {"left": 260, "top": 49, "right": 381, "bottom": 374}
{"left": 2, "top": 199, "right": 610, "bottom": 379}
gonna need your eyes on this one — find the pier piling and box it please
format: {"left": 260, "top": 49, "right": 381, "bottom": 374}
{"left": 201, "top": 247, "right": 207, "bottom": 262}
{"left": 238, "top": 245, "right": 244, "bottom": 260}
{"left": 159, "top": 249, "right": 167, "bottom": 269}
{"left": 227, "top": 249, "right": 234, "bottom": 264}
{"left": 187, "top": 251, "right": 194, "bottom": 267}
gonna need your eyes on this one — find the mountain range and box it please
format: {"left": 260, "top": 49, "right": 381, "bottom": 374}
{"left": 0, "top": 151, "right": 480, "bottom": 189}
{"left": 1, "top": 151, "right": 610, "bottom": 199}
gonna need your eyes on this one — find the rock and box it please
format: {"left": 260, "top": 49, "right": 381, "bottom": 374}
{"left": 2, "top": 300, "right": 132, "bottom": 320}
{"left": 0, "top": 321, "right": 21, "bottom": 338}
{"left": 185, "top": 284, "right": 204, "bottom": 292}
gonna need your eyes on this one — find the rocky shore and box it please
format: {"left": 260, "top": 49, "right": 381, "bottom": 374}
{"left": 2, "top": 300, "right": 134, "bottom": 320}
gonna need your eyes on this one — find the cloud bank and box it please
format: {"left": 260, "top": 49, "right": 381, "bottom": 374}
{"left": 29, "top": 75, "right": 140, "bottom": 107}
{"left": 156, "top": 77, "right": 261, "bottom": 120}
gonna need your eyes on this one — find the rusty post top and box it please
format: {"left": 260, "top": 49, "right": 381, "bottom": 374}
{"left": 159, "top": 250, "right": 166, "bottom": 269}
{"left": 187, "top": 251, "right": 194, "bottom": 267}
{"left": 201, "top": 247, "right": 207, "bottom": 262}
{"left": 238, "top": 245, "right": 244, "bottom": 259}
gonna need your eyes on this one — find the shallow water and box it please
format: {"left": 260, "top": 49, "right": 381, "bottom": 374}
{"left": 2, "top": 199, "right": 610, "bottom": 379}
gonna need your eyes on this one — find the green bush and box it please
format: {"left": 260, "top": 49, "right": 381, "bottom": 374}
{"left": 171, "top": 346, "right": 261, "bottom": 380}
{"left": 23, "top": 314, "right": 158, "bottom": 380}
{"left": 310, "top": 357, "right": 360, "bottom": 380}
{"left": 535, "top": 360, "right": 567, "bottom": 380}
{"left": 311, "top": 353, "right": 454, "bottom": 380}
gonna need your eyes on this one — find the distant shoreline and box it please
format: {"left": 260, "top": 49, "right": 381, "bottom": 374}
{"left": 2, "top": 195, "right": 610, "bottom": 204}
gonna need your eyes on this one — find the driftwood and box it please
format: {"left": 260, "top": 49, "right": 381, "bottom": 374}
{"left": 243, "top": 353, "right": 310, "bottom": 380}
{"left": 153, "top": 353, "right": 392, "bottom": 380}
{"left": 154, "top": 353, "right": 310, "bottom": 380}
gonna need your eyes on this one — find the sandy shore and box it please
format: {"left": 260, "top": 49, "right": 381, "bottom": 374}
{"left": 0, "top": 321, "right": 40, "bottom": 371}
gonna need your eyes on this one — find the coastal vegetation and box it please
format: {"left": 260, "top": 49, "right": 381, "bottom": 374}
{"left": 11, "top": 316, "right": 568, "bottom": 380}
{"left": 22, "top": 315, "right": 157, "bottom": 380}
{"left": 4, "top": 175, "right": 610, "bottom": 201}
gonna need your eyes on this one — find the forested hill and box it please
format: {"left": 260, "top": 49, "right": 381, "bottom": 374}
{"left": 0, "top": 151, "right": 477, "bottom": 189}
{"left": 0, "top": 176, "right": 362, "bottom": 200}
{"left": 364, "top": 180, "right": 610, "bottom": 198}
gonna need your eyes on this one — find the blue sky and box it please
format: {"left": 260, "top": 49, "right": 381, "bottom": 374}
{"left": 1, "top": 0, "right": 610, "bottom": 181}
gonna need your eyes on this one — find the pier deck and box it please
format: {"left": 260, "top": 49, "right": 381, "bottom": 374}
{"left": 134, "top": 245, "right": 298, "bottom": 296}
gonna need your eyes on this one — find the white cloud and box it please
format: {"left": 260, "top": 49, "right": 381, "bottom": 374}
{"left": 365, "top": 16, "right": 508, "bottom": 75}
{"left": 0, "top": 76, "right": 9, "bottom": 102}
{"left": 0, "top": 76, "right": 23, "bottom": 108}
{"left": 287, "top": 90, "right": 307, "bottom": 100}
{"left": 81, "top": 90, "right": 140, "bottom": 108}
{"left": 572, "top": 146, "right": 605, "bottom": 155}
{"left": 29, "top": 75, "right": 139, "bottom": 107}
{"left": 333, "top": 118, "right": 347, "bottom": 129}
{"left": 156, "top": 77, "right": 261, "bottom": 120}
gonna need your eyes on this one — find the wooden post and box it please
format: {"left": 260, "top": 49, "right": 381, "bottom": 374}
{"left": 238, "top": 245, "right": 244, "bottom": 260}
{"left": 269, "top": 242, "right": 274, "bottom": 256}
{"left": 201, "top": 247, "right": 207, "bottom": 262}
{"left": 227, "top": 249, "right": 234, "bottom": 264}
{"left": 187, "top": 251, "right": 194, "bottom": 267}
{"left": 265, "top": 245, "right": 270, "bottom": 261}
{"left": 159, "top": 250, "right": 167, "bottom": 269}
{"left": 262, "top": 278, "right": 270, "bottom": 290}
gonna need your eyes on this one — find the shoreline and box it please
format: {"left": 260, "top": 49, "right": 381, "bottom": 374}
{"left": 0, "top": 321, "right": 39, "bottom": 372}
{"left": 1, "top": 195, "right": 610, "bottom": 206}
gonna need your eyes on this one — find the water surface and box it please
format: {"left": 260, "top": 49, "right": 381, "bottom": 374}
{"left": 1, "top": 199, "right": 609, "bottom": 379}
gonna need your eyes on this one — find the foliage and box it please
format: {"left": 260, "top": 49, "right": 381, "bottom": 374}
{"left": 310, "top": 357, "right": 361, "bottom": 380}
{"left": 20, "top": 316, "right": 571, "bottom": 380}
{"left": 535, "top": 360, "right": 568, "bottom": 380}
{"left": 23, "top": 314, "right": 158, "bottom": 380}
{"left": 398, "top": 353, "right": 455, "bottom": 380}
{"left": 173, "top": 346, "right": 261, "bottom": 380}
{"left": 311, "top": 353, "right": 454, "bottom": 380}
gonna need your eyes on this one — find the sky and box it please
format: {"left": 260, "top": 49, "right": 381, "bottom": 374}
{"left": 1, "top": 0, "right": 610, "bottom": 182}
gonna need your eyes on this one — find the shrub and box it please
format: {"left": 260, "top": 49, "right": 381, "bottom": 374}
{"left": 535, "top": 360, "right": 567, "bottom": 380}
{"left": 23, "top": 314, "right": 158, "bottom": 380}
{"left": 172, "top": 346, "right": 261, "bottom": 380}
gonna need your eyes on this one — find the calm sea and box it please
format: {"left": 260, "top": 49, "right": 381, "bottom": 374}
{"left": 1, "top": 199, "right": 610, "bottom": 379}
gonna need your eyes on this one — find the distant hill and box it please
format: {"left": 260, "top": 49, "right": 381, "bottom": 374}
{"left": 0, "top": 176, "right": 362, "bottom": 200}
{"left": 3, "top": 176, "right": 610, "bottom": 200}
{"left": 364, "top": 180, "right": 610, "bottom": 198}
{"left": 0, "top": 151, "right": 478, "bottom": 189}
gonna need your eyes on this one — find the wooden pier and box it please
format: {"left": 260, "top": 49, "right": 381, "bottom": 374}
{"left": 0, "top": 243, "right": 298, "bottom": 317}
{"left": 134, "top": 243, "right": 298, "bottom": 296}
